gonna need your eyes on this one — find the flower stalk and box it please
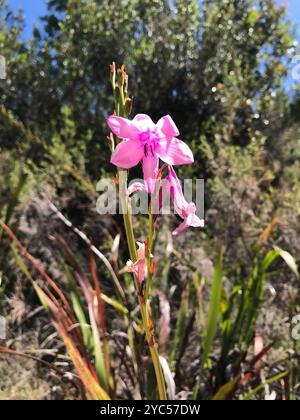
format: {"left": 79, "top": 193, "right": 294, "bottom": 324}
{"left": 109, "top": 63, "right": 167, "bottom": 400}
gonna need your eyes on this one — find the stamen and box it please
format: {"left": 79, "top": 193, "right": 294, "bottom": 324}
{"left": 139, "top": 129, "right": 160, "bottom": 156}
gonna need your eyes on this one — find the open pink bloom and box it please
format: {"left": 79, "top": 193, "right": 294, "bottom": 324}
{"left": 107, "top": 114, "right": 194, "bottom": 193}
{"left": 125, "top": 242, "right": 149, "bottom": 285}
{"left": 127, "top": 182, "right": 146, "bottom": 197}
{"left": 167, "top": 166, "right": 204, "bottom": 236}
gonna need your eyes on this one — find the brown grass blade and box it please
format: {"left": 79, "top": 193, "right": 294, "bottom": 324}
{"left": 55, "top": 322, "right": 110, "bottom": 400}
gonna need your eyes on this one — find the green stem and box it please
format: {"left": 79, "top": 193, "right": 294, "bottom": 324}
{"left": 145, "top": 207, "right": 154, "bottom": 298}
{"left": 119, "top": 168, "right": 137, "bottom": 263}
{"left": 112, "top": 65, "right": 166, "bottom": 400}
{"left": 139, "top": 295, "right": 167, "bottom": 400}
{"left": 118, "top": 168, "right": 166, "bottom": 400}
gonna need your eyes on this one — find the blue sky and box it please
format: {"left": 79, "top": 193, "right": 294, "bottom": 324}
{"left": 9, "top": 0, "right": 300, "bottom": 39}
{"left": 277, "top": 0, "right": 300, "bottom": 37}
{"left": 9, "top": 0, "right": 48, "bottom": 39}
{"left": 7, "top": 0, "right": 300, "bottom": 92}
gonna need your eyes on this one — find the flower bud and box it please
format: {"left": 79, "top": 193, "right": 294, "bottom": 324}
{"left": 117, "top": 64, "right": 127, "bottom": 88}
{"left": 109, "top": 62, "right": 116, "bottom": 89}
{"left": 124, "top": 97, "right": 133, "bottom": 116}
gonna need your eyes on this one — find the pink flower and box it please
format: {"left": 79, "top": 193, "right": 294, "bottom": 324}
{"left": 125, "top": 242, "right": 149, "bottom": 285}
{"left": 167, "top": 166, "right": 204, "bottom": 236}
{"left": 127, "top": 182, "right": 146, "bottom": 197}
{"left": 107, "top": 114, "right": 194, "bottom": 193}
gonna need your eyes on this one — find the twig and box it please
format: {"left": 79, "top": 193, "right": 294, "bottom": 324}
{"left": 48, "top": 200, "right": 125, "bottom": 301}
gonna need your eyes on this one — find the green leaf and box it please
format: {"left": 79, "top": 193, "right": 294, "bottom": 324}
{"left": 4, "top": 172, "right": 27, "bottom": 226}
{"left": 212, "top": 376, "right": 240, "bottom": 400}
{"left": 243, "top": 371, "right": 288, "bottom": 400}
{"left": 275, "top": 247, "right": 299, "bottom": 279}
{"left": 202, "top": 249, "right": 223, "bottom": 367}
{"left": 63, "top": 262, "right": 93, "bottom": 349}
{"left": 169, "top": 282, "right": 190, "bottom": 368}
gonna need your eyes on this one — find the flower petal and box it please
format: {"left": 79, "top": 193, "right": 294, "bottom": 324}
{"left": 107, "top": 115, "right": 139, "bottom": 141}
{"left": 157, "top": 138, "right": 194, "bottom": 165}
{"left": 136, "top": 259, "right": 146, "bottom": 284}
{"left": 185, "top": 203, "right": 204, "bottom": 227}
{"left": 136, "top": 242, "right": 146, "bottom": 260}
{"left": 127, "top": 182, "right": 146, "bottom": 196}
{"left": 189, "top": 214, "right": 205, "bottom": 228}
{"left": 126, "top": 260, "right": 136, "bottom": 273}
{"left": 143, "top": 154, "right": 159, "bottom": 193}
{"left": 133, "top": 114, "right": 156, "bottom": 131}
{"left": 157, "top": 115, "right": 180, "bottom": 137}
{"left": 172, "top": 215, "right": 204, "bottom": 236}
{"left": 167, "top": 166, "right": 189, "bottom": 216}
{"left": 111, "top": 140, "right": 143, "bottom": 169}
{"left": 172, "top": 219, "right": 189, "bottom": 236}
